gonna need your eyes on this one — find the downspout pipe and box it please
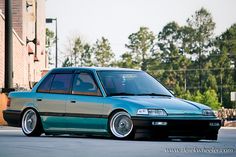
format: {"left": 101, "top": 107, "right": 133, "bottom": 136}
{"left": 1, "top": 0, "right": 15, "bottom": 93}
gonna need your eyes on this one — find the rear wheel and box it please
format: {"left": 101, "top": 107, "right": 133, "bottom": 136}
{"left": 109, "top": 111, "right": 135, "bottom": 139}
{"left": 21, "top": 109, "right": 42, "bottom": 137}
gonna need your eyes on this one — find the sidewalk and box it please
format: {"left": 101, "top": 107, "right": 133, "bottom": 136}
{"left": 0, "top": 125, "right": 21, "bottom": 130}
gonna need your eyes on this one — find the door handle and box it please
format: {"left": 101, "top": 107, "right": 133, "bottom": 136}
{"left": 70, "top": 100, "right": 76, "bottom": 103}
{"left": 36, "top": 98, "right": 42, "bottom": 101}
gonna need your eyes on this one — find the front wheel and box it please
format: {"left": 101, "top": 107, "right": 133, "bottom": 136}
{"left": 109, "top": 111, "right": 135, "bottom": 139}
{"left": 21, "top": 109, "right": 42, "bottom": 136}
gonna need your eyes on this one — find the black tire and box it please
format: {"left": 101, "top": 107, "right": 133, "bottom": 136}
{"left": 109, "top": 111, "right": 135, "bottom": 140}
{"left": 21, "top": 109, "right": 42, "bottom": 137}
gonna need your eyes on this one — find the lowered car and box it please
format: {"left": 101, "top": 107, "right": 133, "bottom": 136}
{"left": 3, "top": 67, "right": 221, "bottom": 140}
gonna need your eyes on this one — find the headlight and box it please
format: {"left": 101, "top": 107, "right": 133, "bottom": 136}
{"left": 137, "top": 109, "right": 167, "bottom": 116}
{"left": 137, "top": 109, "right": 148, "bottom": 115}
{"left": 202, "top": 109, "right": 215, "bottom": 116}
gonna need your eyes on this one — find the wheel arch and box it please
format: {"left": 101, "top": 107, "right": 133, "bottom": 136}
{"left": 107, "top": 108, "right": 129, "bottom": 132}
{"left": 20, "top": 107, "right": 44, "bottom": 136}
{"left": 20, "top": 107, "right": 41, "bottom": 128}
{"left": 21, "top": 106, "right": 39, "bottom": 118}
{"left": 108, "top": 108, "right": 130, "bottom": 120}
{"left": 107, "top": 108, "right": 135, "bottom": 139}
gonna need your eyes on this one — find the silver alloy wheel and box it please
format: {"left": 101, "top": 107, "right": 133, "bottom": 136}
{"left": 110, "top": 111, "right": 133, "bottom": 138}
{"left": 22, "top": 109, "right": 37, "bottom": 134}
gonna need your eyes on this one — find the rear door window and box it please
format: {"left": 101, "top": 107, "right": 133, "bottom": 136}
{"left": 50, "top": 74, "right": 73, "bottom": 94}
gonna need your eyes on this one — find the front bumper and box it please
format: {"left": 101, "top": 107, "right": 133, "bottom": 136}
{"left": 3, "top": 110, "right": 21, "bottom": 127}
{"left": 132, "top": 117, "right": 221, "bottom": 140}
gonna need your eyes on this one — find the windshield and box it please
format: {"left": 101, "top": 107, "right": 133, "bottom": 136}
{"left": 97, "top": 71, "right": 173, "bottom": 97}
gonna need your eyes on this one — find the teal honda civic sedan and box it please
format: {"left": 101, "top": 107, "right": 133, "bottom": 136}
{"left": 3, "top": 67, "right": 221, "bottom": 140}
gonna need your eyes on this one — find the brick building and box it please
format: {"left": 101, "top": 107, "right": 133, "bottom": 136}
{"left": 0, "top": 0, "right": 47, "bottom": 90}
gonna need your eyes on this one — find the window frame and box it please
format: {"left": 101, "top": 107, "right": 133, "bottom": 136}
{"left": 96, "top": 70, "right": 140, "bottom": 96}
{"left": 36, "top": 70, "right": 103, "bottom": 96}
{"left": 72, "top": 71, "right": 102, "bottom": 97}
{"left": 96, "top": 70, "right": 173, "bottom": 97}
{"left": 49, "top": 73, "right": 74, "bottom": 94}
{"left": 36, "top": 74, "right": 55, "bottom": 93}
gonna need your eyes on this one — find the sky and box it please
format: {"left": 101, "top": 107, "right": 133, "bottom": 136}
{"left": 46, "top": 0, "right": 236, "bottom": 65}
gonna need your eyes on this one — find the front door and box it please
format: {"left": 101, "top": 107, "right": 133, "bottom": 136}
{"left": 66, "top": 71, "right": 106, "bottom": 133}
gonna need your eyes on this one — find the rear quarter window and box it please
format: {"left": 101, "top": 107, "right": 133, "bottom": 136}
{"left": 37, "top": 74, "right": 54, "bottom": 93}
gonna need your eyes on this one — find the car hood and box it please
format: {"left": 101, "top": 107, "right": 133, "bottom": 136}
{"left": 113, "top": 96, "right": 210, "bottom": 115}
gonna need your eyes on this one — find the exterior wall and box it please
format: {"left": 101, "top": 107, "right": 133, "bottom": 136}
{"left": 31, "top": 0, "right": 47, "bottom": 83}
{"left": 12, "top": 30, "right": 27, "bottom": 88}
{"left": 0, "top": 0, "right": 47, "bottom": 89}
{"left": 0, "top": 0, "right": 25, "bottom": 39}
{"left": 0, "top": 11, "right": 26, "bottom": 88}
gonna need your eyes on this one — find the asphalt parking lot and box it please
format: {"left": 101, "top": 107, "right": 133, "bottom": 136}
{"left": 0, "top": 126, "right": 235, "bottom": 157}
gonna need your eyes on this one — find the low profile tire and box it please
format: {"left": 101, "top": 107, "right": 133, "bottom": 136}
{"left": 109, "top": 111, "right": 135, "bottom": 140}
{"left": 21, "top": 109, "right": 42, "bottom": 137}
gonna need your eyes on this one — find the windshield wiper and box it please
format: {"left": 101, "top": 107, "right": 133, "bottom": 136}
{"left": 137, "top": 93, "right": 172, "bottom": 97}
{"left": 108, "top": 92, "right": 137, "bottom": 96}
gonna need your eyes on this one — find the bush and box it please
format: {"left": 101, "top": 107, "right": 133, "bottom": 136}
{"left": 202, "top": 89, "right": 221, "bottom": 110}
{"left": 175, "top": 88, "right": 221, "bottom": 110}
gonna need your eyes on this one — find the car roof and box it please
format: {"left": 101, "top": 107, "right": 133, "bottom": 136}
{"left": 50, "top": 67, "right": 141, "bottom": 73}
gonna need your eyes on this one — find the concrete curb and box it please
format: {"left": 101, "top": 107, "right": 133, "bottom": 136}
{"left": 0, "top": 126, "right": 20, "bottom": 130}
{"left": 221, "top": 127, "right": 236, "bottom": 129}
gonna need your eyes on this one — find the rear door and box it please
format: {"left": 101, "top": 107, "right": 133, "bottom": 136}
{"left": 36, "top": 73, "right": 73, "bottom": 132}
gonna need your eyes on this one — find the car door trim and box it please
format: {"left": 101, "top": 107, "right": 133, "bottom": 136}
{"left": 39, "top": 112, "right": 108, "bottom": 118}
